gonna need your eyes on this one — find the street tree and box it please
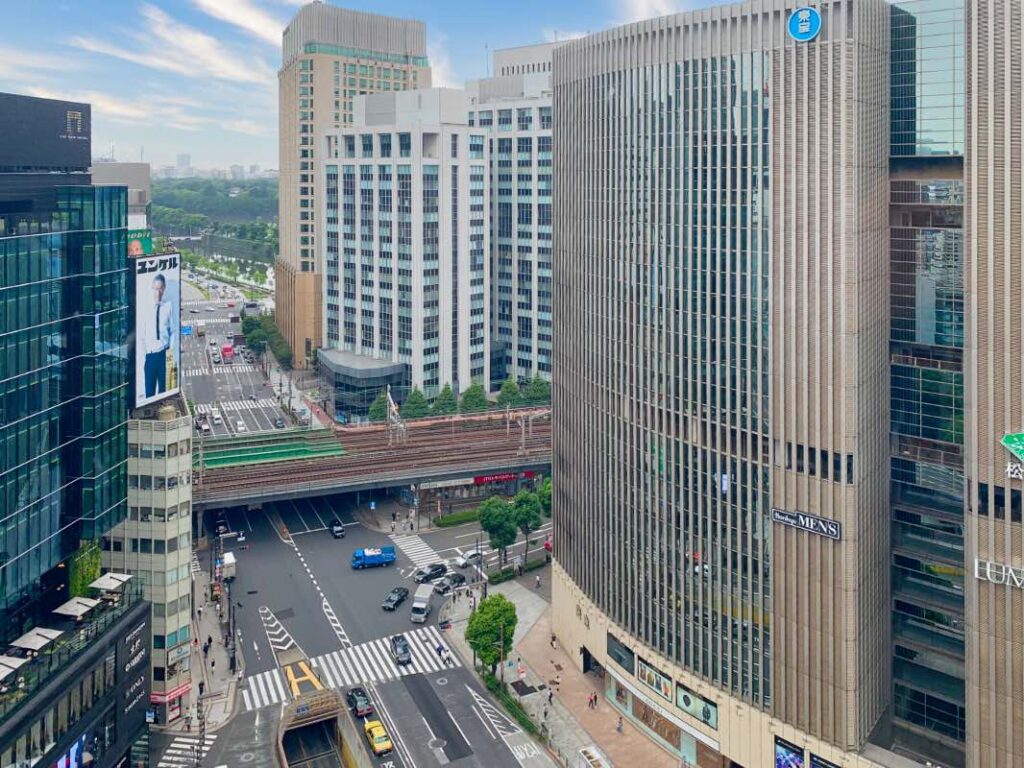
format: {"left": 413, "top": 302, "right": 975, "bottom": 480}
{"left": 401, "top": 387, "right": 430, "bottom": 419}
{"left": 368, "top": 389, "right": 389, "bottom": 422}
{"left": 537, "top": 476, "right": 552, "bottom": 517}
{"left": 432, "top": 384, "right": 458, "bottom": 415}
{"left": 478, "top": 496, "right": 518, "bottom": 567}
{"left": 465, "top": 594, "right": 518, "bottom": 675}
{"left": 459, "top": 381, "right": 490, "bottom": 413}
{"left": 511, "top": 490, "right": 543, "bottom": 565}
{"left": 246, "top": 330, "right": 268, "bottom": 356}
{"left": 496, "top": 377, "right": 522, "bottom": 409}
{"left": 522, "top": 375, "right": 551, "bottom": 405}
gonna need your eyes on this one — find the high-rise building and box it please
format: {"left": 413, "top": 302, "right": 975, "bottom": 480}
{"left": 277, "top": 3, "right": 431, "bottom": 369}
{"left": 468, "top": 44, "right": 557, "bottom": 388}
{"left": 0, "top": 91, "right": 151, "bottom": 767}
{"left": 319, "top": 88, "right": 489, "bottom": 418}
{"left": 175, "top": 154, "right": 191, "bottom": 178}
{"left": 230, "top": 164, "right": 245, "bottom": 180}
{"left": 553, "top": 0, "right": 1022, "bottom": 765}
{"left": 91, "top": 161, "right": 152, "bottom": 229}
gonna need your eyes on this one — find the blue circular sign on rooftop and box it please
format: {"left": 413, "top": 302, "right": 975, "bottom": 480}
{"left": 788, "top": 6, "right": 822, "bottom": 42}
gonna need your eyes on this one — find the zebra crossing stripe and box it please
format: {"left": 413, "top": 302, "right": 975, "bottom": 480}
{"left": 158, "top": 734, "right": 216, "bottom": 768}
{"left": 240, "top": 625, "right": 463, "bottom": 711}
{"left": 389, "top": 534, "right": 444, "bottom": 569}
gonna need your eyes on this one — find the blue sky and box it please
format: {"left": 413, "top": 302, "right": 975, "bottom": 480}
{"left": 0, "top": 0, "right": 716, "bottom": 169}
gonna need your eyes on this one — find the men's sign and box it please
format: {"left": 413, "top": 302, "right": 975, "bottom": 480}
{"left": 771, "top": 507, "right": 841, "bottom": 541}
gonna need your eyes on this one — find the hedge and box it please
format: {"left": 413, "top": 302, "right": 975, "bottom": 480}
{"left": 486, "top": 558, "right": 547, "bottom": 584}
{"left": 481, "top": 671, "right": 541, "bottom": 738}
{"left": 433, "top": 509, "right": 481, "bottom": 528}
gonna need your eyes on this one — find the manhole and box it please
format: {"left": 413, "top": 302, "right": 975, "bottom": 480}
{"left": 436, "top": 677, "right": 448, "bottom": 686}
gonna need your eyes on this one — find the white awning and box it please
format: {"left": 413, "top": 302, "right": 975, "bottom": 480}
{"left": 89, "top": 572, "right": 133, "bottom": 591}
{"left": 11, "top": 627, "right": 63, "bottom": 651}
{"left": 0, "top": 655, "right": 27, "bottom": 683}
{"left": 52, "top": 596, "right": 100, "bottom": 618}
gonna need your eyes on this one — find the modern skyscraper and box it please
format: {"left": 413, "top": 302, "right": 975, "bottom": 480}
{"left": 0, "top": 91, "right": 151, "bottom": 767}
{"left": 319, "top": 89, "right": 489, "bottom": 417}
{"left": 277, "top": 3, "right": 431, "bottom": 369}
{"left": 468, "top": 44, "right": 557, "bottom": 388}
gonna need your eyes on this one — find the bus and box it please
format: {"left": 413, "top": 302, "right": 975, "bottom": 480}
{"left": 221, "top": 344, "right": 234, "bottom": 362}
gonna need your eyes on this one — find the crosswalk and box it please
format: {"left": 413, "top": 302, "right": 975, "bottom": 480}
{"left": 156, "top": 734, "right": 216, "bottom": 768}
{"left": 221, "top": 398, "right": 276, "bottom": 411}
{"left": 240, "top": 625, "right": 462, "bottom": 712}
{"left": 390, "top": 534, "right": 445, "bottom": 569}
{"left": 184, "top": 364, "right": 257, "bottom": 377}
{"left": 183, "top": 368, "right": 209, "bottom": 377}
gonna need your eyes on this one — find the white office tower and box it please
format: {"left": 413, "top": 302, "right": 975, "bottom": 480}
{"left": 320, "top": 89, "right": 490, "bottom": 418}
{"left": 467, "top": 43, "right": 557, "bottom": 387}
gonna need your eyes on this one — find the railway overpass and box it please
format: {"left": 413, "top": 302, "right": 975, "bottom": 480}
{"left": 192, "top": 408, "right": 552, "bottom": 510}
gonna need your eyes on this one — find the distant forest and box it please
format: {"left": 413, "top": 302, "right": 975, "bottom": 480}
{"left": 152, "top": 177, "right": 278, "bottom": 233}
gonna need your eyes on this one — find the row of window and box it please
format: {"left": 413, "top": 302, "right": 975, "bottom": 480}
{"left": 100, "top": 532, "right": 189, "bottom": 555}
{"left": 469, "top": 105, "right": 553, "bottom": 131}
{"left": 127, "top": 438, "right": 190, "bottom": 458}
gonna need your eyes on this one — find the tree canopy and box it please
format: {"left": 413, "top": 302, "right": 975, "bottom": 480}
{"left": 478, "top": 496, "right": 518, "bottom": 566}
{"left": 537, "top": 476, "right": 552, "bottom": 518}
{"left": 465, "top": 595, "right": 518, "bottom": 674}
{"left": 400, "top": 387, "right": 430, "bottom": 419}
{"left": 432, "top": 384, "right": 458, "bottom": 416}
{"left": 368, "top": 390, "right": 389, "bottom": 422}
{"left": 460, "top": 381, "right": 490, "bottom": 413}
{"left": 496, "top": 377, "right": 522, "bottom": 409}
{"left": 522, "top": 375, "right": 551, "bottom": 406}
{"left": 511, "top": 490, "right": 543, "bottom": 564}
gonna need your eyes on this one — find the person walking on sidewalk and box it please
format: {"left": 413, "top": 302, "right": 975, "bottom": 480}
{"left": 548, "top": 689, "right": 554, "bottom": 705}
{"left": 197, "top": 604, "right": 203, "bottom": 621}
{"left": 616, "top": 716, "right": 623, "bottom": 733}
{"left": 535, "top": 575, "right": 541, "bottom": 589}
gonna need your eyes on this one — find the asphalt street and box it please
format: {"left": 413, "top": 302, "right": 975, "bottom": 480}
{"left": 180, "top": 276, "right": 289, "bottom": 437}
{"left": 211, "top": 495, "right": 554, "bottom": 768}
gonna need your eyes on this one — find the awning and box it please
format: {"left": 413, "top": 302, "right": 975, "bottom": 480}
{"left": 52, "top": 596, "right": 100, "bottom": 618}
{"left": 0, "top": 655, "right": 27, "bottom": 683}
{"left": 11, "top": 627, "right": 63, "bottom": 651}
{"left": 89, "top": 572, "right": 133, "bottom": 591}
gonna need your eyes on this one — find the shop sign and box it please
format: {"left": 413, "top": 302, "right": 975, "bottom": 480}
{"left": 167, "top": 643, "right": 190, "bottom": 663}
{"left": 607, "top": 667, "right": 720, "bottom": 752}
{"left": 124, "top": 672, "right": 146, "bottom": 716}
{"left": 676, "top": 682, "right": 718, "bottom": 729}
{"left": 474, "top": 472, "right": 518, "bottom": 485}
{"left": 771, "top": 507, "right": 841, "bottom": 541}
{"left": 975, "top": 558, "right": 1024, "bottom": 589}
{"left": 637, "top": 657, "right": 673, "bottom": 702}
{"left": 788, "top": 6, "right": 822, "bottom": 42}
{"left": 810, "top": 755, "right": 840, "bottom": 768}
{"left": 775, "top": 736, "right": 805, "bottom": 766}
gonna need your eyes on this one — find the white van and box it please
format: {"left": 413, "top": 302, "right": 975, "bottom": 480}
{"left": 212, "top": 412, "right": 223, "bottom": 426}
{"left": 410, "top": 584, "right": 434, "bottom": 624}
{"left": 236, "top": 420, "right": 247, "bottom": 432}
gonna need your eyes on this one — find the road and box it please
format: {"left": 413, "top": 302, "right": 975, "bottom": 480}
{"left": 180, "top": 276, "right": 291, "bottom": 437}
{"left": 213, "top": 496, "right": 554, "bottom": 768}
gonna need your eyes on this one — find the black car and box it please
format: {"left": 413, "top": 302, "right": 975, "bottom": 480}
{"left": 346, "top": 686, "right": 374, "bottom": 717}
{"left": 381, "top": 587, "right": 409, "bottom": 611}
{"left": 413, "top": 563, "right": 447, "bottom": 583}
{"left": 389, "top": 634, "right": 412, "bottom": 665}
{"left": 274, "top": 417, "right": 286, "bottom": 429}
{"left": 329, "top": 519, "right": 345, "bottom": 538}
{"left": 434, "top": 572, "right": 467, "bottom": 595}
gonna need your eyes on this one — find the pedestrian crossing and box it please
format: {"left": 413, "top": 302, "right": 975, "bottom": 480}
{"left": 184, "top": 364, "right": 257, "bottom": 377}
{"left": 183, "top": 368, "right": 210, "bottom": 377}
{"left": 390, "top": 533, "right": 444, "bottom": 569}
{"left": 157, "top": 734, "right": 216, "bottom": 768}
{"left": 221, "top": 398, "right": 276, "bottom": 411}
{"left": 240, "top": 625, "right": 462, "bottom": 712}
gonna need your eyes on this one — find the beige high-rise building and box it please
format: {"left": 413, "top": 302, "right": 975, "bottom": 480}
{"left": 276, "top": 3, "right": 431, "bottom": 369}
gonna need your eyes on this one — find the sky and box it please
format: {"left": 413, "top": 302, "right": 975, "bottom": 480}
{"left": 0, "top": 0, "right": 718, "bottom": 170}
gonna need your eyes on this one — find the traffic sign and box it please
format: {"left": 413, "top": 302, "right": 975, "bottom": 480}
{"left": 1003, "top": 433, "right": 1024, "bottom": 461}
{"left": 181, "top": 325, "right": 193, "bottom": 336}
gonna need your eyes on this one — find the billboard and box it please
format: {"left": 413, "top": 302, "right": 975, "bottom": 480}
{"left": 127, "top": 229, "right": 153, "bottom": 257}
{"left": 133, "top": 251, "right": 180, "bottom": 409}
{"left": 0, "top": 93, "right": 90, "bottom": 170}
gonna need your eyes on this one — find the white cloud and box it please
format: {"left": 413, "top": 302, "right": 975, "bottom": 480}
{"left": 541, "top": 29, "right": 587, "bottom": 43}
{"left": 427, "top": 35, "right": 460, "bottom": 88}
{"left": 25, "top": 86, "right": 207, "bottom": 132}
{"left": 617, "top": 0, "right": 700, "bottom": 22}
{"left": 0, "top": 46, "right": 74, "bottom": 81}
{"left": 220, "top": 118, "right": 273, "bottom": 137}
{"left": 71, "top": 4, "right": 274, "bottom": 86}
{"left": 191, "top": 0, "right": 284, "bottom": 46}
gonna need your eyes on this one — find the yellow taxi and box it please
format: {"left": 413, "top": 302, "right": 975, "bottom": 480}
{"left": 363, "top": 719, "right": 393, "bottom": 756}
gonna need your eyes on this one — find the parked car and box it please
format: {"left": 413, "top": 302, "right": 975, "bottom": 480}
{"left": 434, "top": 572, "right": 466, "bottom": 595}
{"left": 412, "top": 563, "right": 447, "bottom": 583}
{"left": 388, "top": 634, "right": 412, "bottom": 665}
{"left": 345, "top": 686, "right": 374, "bottom": 717}
{"left": 235, "top": 420, "right": 247, "bottom": 432}
{"left": 363, "top": 720, "right": 392, "bottom": 756}
{"left": 381, "top": 587, "right": 409, "bottom": 611}
{"left": 329, "top": 519, "right": 345, "bottom": 539}
{"left": 454, "top": 550, "right": 483, "bottom": 568}
{"left": 274, "top": 417, "right": 286, "bottom": 429}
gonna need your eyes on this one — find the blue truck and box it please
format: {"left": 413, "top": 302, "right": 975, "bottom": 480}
{"left": 351, "top": 546, "right": 397, "bottom": 569}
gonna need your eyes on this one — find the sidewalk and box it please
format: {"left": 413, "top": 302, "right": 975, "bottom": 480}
{"left": 158, "top": 562, "right": 240, "bottom": 734}
{"left": 265, "top": 354, "right": 330, "bottom": 428}
{"left": 352, "top": 496, "right": 427, "bottom": 534}
{"left": 440, "top": 576, "right": 677, "bottom": 768}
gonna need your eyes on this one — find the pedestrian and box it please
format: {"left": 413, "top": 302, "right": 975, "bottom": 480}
{"left": 390, "top": 522, "right": 395, "bottom": 533}
{"left": 436, "top": 643, "right": 444, "bottom": 658}
{"left": 548, "top": 689, "right": 553, "bottom": 704}
{"left": 215, "top": 602, "right": 222, "bottom": 617}
{"left": 202, "top": 643, "right": 209, "bottom": 658}
{"left": 197, "top": 605, "right": 203, "bottom": 621}
{"left": 616, "top": 716, "right": 623, "bottom": 733}
{"left": 542, "top": 707, "right": 548, "bottom": 720}
{"left": 210, "top": 658, "right": 215, "bottom": 673}
{"left": 392, "top": 510, "right": 397, "bottom": 522}
{"left": 555, "top": 674, "right": 561, "bottom": 689}
{"left": 185, "top": 717, "right": 192, "bottom": 733}
{"left": 206, "top": 635, "right": 212, "bottom": 648}
{"left": 535, "top": 575, "right": 541, "bottom": 589}
{"left": 198, "top": 681, "right": 205, "bottom": 697}
{"left": 550, "top": 633, "right": 557, "bottom": 650}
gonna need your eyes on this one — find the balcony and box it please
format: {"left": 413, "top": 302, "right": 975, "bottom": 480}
{"left": 0, "top": 580, "right": 143, "bottom": 727}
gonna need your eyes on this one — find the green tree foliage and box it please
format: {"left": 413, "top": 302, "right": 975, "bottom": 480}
{"left": 432, "top": 384, "right": 458, "bottom": 416}
{"left": 240, "top": 313, "right": 291, "bottom": 369}
{"left": 152, "top": 205, "right": 210, "bottom": 234}
{"left": 242, "top": 316, "right": 260, "bottom": 335}
{"left": 522, "top": 375, "right": 551, "bottom": 406}
{"left": 246, "top": 329, "right": 268, "bottom": 356}
{"left": 511, "top": 490, "right": 543, "bottom": 565}
{"left": 459, "top": 381, "right": 490, "bottom": 413}
{"left": 400, "top": 388, "right": 430, "bottom": 419}
{"left": 152, "top": 178, "right": 278, "bottom": 224}
{"left": 68, "top": 541, "right": 102, "bottom": 598}
{"left": 496, "top": 377, "right": 522, "bottom": 409}
{"left": 368, "top": 390, "right": 389, "bottom": 422}
{"left": 478, "top": 496, "right": 518, "bottom": 566}
{"left": 537, "top": 476, "right": 552, "bottom": 518}
{"left": 465, "top": 595, "right": 518, "bottom": 674}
